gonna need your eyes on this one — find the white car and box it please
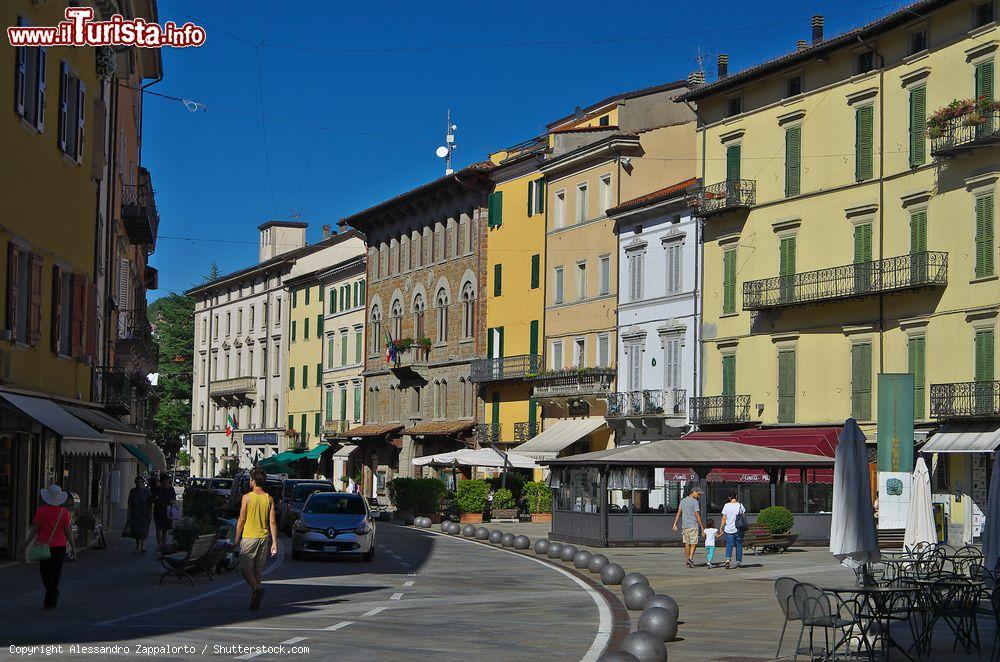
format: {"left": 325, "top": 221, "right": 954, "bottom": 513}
{"left": 291, "top": 492, "right": 375, "bottom": 561}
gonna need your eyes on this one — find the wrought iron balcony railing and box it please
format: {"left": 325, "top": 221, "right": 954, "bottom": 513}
{"left": 606, "top": 389, "right": 687, "bottom": 419}
{"left": 689, "top": 394, "right": 752, "bottom": 425}
{"left": 930, "top": 110, "right": 1000, "bottom": 157}
{"left": 470, "top": 354, "right": 543, "bottom": 383}
{"left": 121, "top": 173, "right": 159, "bottom": 248}
{"left": 530, "top": 367, "right": 615, "bottom": 398}
{"left": 117, "top": 309, "right": 158, "bottom": 363}
{"left": 742, "top": 252, "right": 948, "bottom": 311}
{"left": 689, "top": 179, "right": 756, "bottom": 218}
{"left": 209, "top": 376, "right": 257, "bottom": 398}
{"left": 94, "top": 366, "right": 150, "bottom": 416}
{"left": 513, "top": 421, "right": 539, "bottom": 443}
{"left": 474, "top": 423, "right": 502, "bottom": 447}
{"left": 930, "top": 380, "right": 1000, "bottom": 419}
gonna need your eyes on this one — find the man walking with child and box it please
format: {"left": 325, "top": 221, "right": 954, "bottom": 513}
{"left": 671, "top": 486, "right": 704, "bottom": 568}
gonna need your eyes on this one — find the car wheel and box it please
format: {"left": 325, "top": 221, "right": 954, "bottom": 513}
{"left": 292, "top": 550, "right": 303, "bottom": 561}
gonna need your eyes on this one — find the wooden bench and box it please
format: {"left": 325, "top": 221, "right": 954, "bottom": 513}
{"left": 158, "top": 534, "right": 220, "bottom": 585}
{"left": 742, "top": 523, "right": 798, "bottom": 555}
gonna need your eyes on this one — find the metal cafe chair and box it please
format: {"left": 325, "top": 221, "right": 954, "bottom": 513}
{"left": 774, "top": 577, "right": 802, "bottom": 659}
{"left": 991, "top": 589, "right": 999, "bottom": 662}
{"left": 792, "top": 583, "right": 861, "bottom": 661}
{"left": 923, "top": 577, "right": 982, "bottom": 655}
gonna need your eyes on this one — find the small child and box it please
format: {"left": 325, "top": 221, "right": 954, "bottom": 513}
{"left": 702, "top": 518, "right": 719, "bottom": 568}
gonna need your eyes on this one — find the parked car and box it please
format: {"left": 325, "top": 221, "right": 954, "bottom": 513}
{"left": 187, "top": 477, "right": 209, "bottom": 489}
{"left": 291, "top": 492, "right": 375, "bottom": 561}
{"left": 280, "top": 482, "right": 338, "bottom": 533}
{"left": 278, "top": 479, "right": 333, "bottom": 531}
{"left": 207, "top": 477, "right": 233, "bottom": 498}
{"left": 225, "top": 471, "right": 286, "bottom": 517}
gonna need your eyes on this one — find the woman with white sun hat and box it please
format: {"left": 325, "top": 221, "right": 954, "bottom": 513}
{"left": 25, "top": 484, "right": 76, "bottom": 609}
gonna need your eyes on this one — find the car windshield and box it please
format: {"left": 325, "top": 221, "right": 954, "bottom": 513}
{"left": 293, "top": 485, "right": 336, "bottom": 501}
{"left": 304, "top": 494, "right": 366, "bottom": 515}
{"left": 211, "top": 479, "right": 232, "bottom": 488}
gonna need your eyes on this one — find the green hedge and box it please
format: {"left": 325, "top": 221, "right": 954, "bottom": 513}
{"left": 492, "top": 488, "right": 515, "bottom": 510}
{"left": 456, "top": 479, "right": 490, "bottom": 514}
{"left": 387, "top": 477, "right": 447, "bottom": 514}
{"left": 523, "top": 481, "right": 552, "bottom": 514}
{"left": 757, "top": 505, "right": 794, "bottom": 535}
{"left": 488, "top": 473, "right": 526, "bottom": 501}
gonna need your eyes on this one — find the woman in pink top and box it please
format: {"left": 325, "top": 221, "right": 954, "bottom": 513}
{"left": 25, "top": 485, "right": 76, "bottom": 609}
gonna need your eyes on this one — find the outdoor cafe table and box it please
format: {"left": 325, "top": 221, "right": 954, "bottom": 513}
{"left": 911, "top": 578, "right": 986, "bottom": 655}
{"left": 822, "top": 585, "right": 922, "bottom": 661}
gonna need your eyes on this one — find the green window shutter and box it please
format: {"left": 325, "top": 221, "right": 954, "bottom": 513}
{"left": 354, "top": 388, "right": 361, "bottom": 420}
{"left": 316, "top": 363, "right": 322, "bottom": 386}
{"left": 497, "top": 326, "right": 504, "bottom": 358}
{"left": 488, "top": 191, "right": 503, "bottom": 228}
{"left": 854, "top": 224, "right": 873, "bottom": 263}
{"left": 326, "top": 390, "right": 334, "bottom": 421}
{"left": 341, "top": 389, "right": 348, "bottom": 420}
{"left": 342, "top": 334, "right": 348, "bottom": 365}
{"left": 975, "top": 194, "right": 995, "bottom": 277}
{"left": 778, "top": 350, "right": 796, "bottom": 423}
{"left": 785, "top": 126, "right": 801, "bottom": 197}
{"left": 305, "top": 287, "right": 310, "bottom": 305}
{"left": 975, "top": 61, "right": 994, "bottom": 102}
{"left": 910, "top": 210, "right": 927, "bottom": 253}
{"left": 329, "top": 289, "right": 335, "bottom": 313}
{"left": 851, "top": 343, "right": 872, "bottom": 421}
{"left": 304, "top": 318, "right": 310, "bottom": 340}
{"left": 530, "top": 254, "right": 540, "bottom": 289}
{"left": 722, "top": 354, "right": 736, "bottom": 396}
{"left": 359, "top": 280, "right": 366, "bottom": 305}
{"left": 355, "top": 332, "right": 362, "bottom": 362}
{"left": 976, "top": 329, "right": 995, "bottom": 382}
{"left": 726, "top": 144, "right": 741, "bottom": 182}
{"left": 527, "top": 181, "right": 534, "bottom": 217}
{"left": 314, "top": 412, "right": 320, "bottom": 437}
{"left": 288, "top": 415, "right": 294, "bottom": 431}
{"left": 291, "top": 320, "right": 296, "bottom": 341}
{"left": 317, "top": 314, "right": 324, "bottom": 335}
{"left": 302, "top": 365, "right": 308, "bottom": 388}
{"left": 535, "top": 178, "right": 545, "bottom": 214}
{"left": 855, "top": 105, "right": 874, "bottom": 181}
{"left": 301, "top": 414, "right": 307, "bottom": 439}
{"left": 486, "top": 327, "right": 494, "bottom": 359}
{"left": 491, "top": 394, "right": 500, "bottom": 426}
{"left": 292, "top": 290, "right": 297, "bottom": 308}
{"left": 780, "top": 236, "right": 797, "bottom": 275}
{"left": 722, "top": 249, "right": 737, "bottom": 315}
{"left": 908, "top": 336, "right": 926, "bottom": 419}
{"left": 289, "top": 367, "right": 295, "bottom": 390}
{"left": 909, "top": 86, "right": 926, "bottom": 167}
{"left": 529, "top": 320, "right": 539, "bottom": 357}
{"left": 493, "top": 263, "right": 502, "bottom": 296}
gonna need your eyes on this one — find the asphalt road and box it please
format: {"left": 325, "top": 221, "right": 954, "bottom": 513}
{"left": 0, "top": 523, "right": 609, "bottom": 661}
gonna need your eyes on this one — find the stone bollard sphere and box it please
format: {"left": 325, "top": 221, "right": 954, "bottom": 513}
{"left": 623, "top": 584, "right": 656, "bottom": 611}
{"left": 421, "top": 517, "right": 433, "bottom": 528}
{"left": 559, "top": 545, "right": 579, "bottom": 562}
{"left": 620, "top": 631, "right": 667, "bottom": 662}
{"left": 645, "top": 594, "right": 679, "bottom": 620}
{"left": 475, "top": 527, "right": 490, "bottom": 540}
{"left": 501, "top": 533, "right": 515, "bottom": 547}
{"left": 638, "top": 607, "right": 678, "bottom": 643}
{"left": 513, "top": 535, "right": 530, "bottom": 549}
{"left": 547, "top": 542, "right": 565, "bottom": 559}
{"left": 440, "top": 520, "right": 453, "bottom": 532}
{"left": 621, "top": 573, "right": 649, "bottom": 591}
{"left": 573, "top": 550, "right": 594, "bottom": 569}
{"left": 403, "top": 514, "right": 415, "bottom": 526}
{"left": 489, "top": 530, "right": 504, "bottom": 544}
{"left": 448, "top": 522, "right": 462, "bottom": 534}
{"left": 598, "top": 652, "right": 640, "bottom": 662}
{"left": 601, "top": 563, "right": 626, "bottom": 585}
{"left": 533, "top": 539, "right": 551, "bottom": 555}
{"left": 588, "top": 553, "right": 610, "bottom": 573}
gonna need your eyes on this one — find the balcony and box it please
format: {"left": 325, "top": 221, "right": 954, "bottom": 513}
{"left": 689, "top": 395, "right": 752, "bottom": 425}
{"left": 688, "top": 179, "right": 756, "bottom": 218}
{"left": 470, "top": 354, "right": 543, "bottom": 383}
{"left": 530, "top": 367, "right": 615, "bottom": 399}
{"left": 117, "top": 309, "right": 158, "bottom": 370}
{"left": 743, "top": 252, "right": 948, "bottom": 311}
{"left": 474, "top": 423, "right": 502, "bottom": 447}
{"left": 95, "top": 366, "right": 150, "bottom": 419}
{"left": 930, "top": 110, "right": 1000, "bottom": 157}
{"left": 209, "top": 376, "right": 257, "bottom": 403}
{"left": 121, "top": 170, "right": 159, "bottom": 249}
{"left": 607, "top": 389, "right": 687, "bottom": 421}
{"left": 389, "top": 346, "right": 430, "bottom": 380}
{"left": 324, "top": 419, "right": 350, "bottom": 436}
{"left": 513, "top": 421, "right": 539, "bottom": 443}
{"left": 930, "top": 381, "right": 1000, "bottom": 419}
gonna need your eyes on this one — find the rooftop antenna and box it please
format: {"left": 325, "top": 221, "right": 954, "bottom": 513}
{"left": 435, "top": 109, "right": 457, "bottom": 175}
{"left": 288, "top": 209, "right": 302, "bottom": 221}
{"left": 693, "top": 46, "right": 708, "bottom": 77}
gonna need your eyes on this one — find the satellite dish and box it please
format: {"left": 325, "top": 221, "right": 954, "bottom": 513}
{"left": 435, "top": 146, "right": 449, "bottom": 158}
{"left": 573, "top": 105, "right": 585, "bottom": 120}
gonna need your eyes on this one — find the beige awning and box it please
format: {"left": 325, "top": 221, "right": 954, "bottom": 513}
{"left": 512, "top": 417, "right": 606, "bottom": 460}
{"left": 544, "top": 437, "right": 837, "bottom": 467}
{"left": 332, "top": 444, "right": 359, "bottom": 458}
{"left": 921, "top": 423, "right": 1000, "bottom": 453}
{"left": 0, "top": 392, "right": 108, "bottom": 443}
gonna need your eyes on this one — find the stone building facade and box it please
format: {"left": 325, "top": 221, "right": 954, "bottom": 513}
{"left": 338, "top": 163, "right": 494, "bottom": 494}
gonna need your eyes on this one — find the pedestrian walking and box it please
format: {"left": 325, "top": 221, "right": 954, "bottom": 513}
{"left": 124, "top": 475, "right": 152, "bottom": 553}
{"left": 25, "top": 485, "right": 76, "bottom": 609}
{"left": 702, "top": 518, "right": 719, "bottom": 568}
{"left": 720, "top": 491, "right": 747, "bottom": 569}
{"left": 235, "top": 467, "right": 278, "bottom": 610}
{"left": 151, "top": 473, "right": 177, "bottom": 550}
{"left": 671, "top": 486, "right": 703, "bottom": 568}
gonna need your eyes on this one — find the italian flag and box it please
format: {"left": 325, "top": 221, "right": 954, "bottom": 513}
{"left": 226, "top": 413, "right": 238, "bottom": 439}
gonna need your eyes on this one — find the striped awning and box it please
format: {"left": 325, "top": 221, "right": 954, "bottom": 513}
{"left": 63, "top": 440, "right": 112, "bottom": 457}
{"left": 921, "top": 423, "right": 1000, "bottom": 453}
{"left": 512, "top": 417, "right": 606, "bottom": 460}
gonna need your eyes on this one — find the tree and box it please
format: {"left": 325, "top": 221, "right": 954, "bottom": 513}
{"left": 203, "top": 261, "right": 219, "bottom": 284}
{"left": 149, "top": 292, "right": 194, "bottom": 458}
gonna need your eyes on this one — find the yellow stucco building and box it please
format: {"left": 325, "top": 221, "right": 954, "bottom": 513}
{"left": 684, "top": 1, "right": 998, "bottom": 540}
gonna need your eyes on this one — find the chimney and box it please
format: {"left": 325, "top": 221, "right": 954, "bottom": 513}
{"left": 322, "top": 224, "right": 331, "bottom": 239}
{"left": 717, "top": 54, "right": 729, "bottom": 80}
{"left": 796, "top": 40, "right": 808, "bottom": 51}
{"left": 812, "top": 15, "right": 824, "bottom": 44}
{"left": 687, "top": 70, "right": 706, "bottom": 87}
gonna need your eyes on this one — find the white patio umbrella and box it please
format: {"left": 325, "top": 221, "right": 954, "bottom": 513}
{"left": 411, "top": 448, "right": 536, "bottom": 469}
{"left": 830, "top": 418, "right": 881, "bottom": 568}
{"left": 983, "top": 449, "right": 1000, "bottom": 576}
{"left": 411, "top": 450, "right": 464, "bottom": 466}
{"left": 904, "top": 456, "right": 936, "bottom": 550}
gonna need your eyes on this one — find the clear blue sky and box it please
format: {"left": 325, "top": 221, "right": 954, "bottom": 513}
{"left": 145, "top": 0, "right": 897, "bottom": 296}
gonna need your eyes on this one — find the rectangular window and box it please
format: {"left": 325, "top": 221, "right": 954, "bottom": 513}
{"left": 722, "top": 249, "right": 737, "bottom": 315}
{"left": 857, "top": 51, "right": 874, "bottom": 75}
{"left": 664, "top": 337, "right": 682, "bottom": 389}
{"left": 528, "top": 178, "right": 545, "bottom": 216}
{"left": 777, "top": 349, "right": 796, "bottom": 423}
{"left": 574, "top": 337, "right": 586, "bottom": 367}
{"left": 575, "top": 183, "right": 588, "bottom": 223}
{"left": 302, "top": 365, "right": 308, "bottom": 389}
{"left": 628, "top": 251, "right": 644, "bottom": 302}
{"left": 727, "top": 96, "right": 742, "bottom": 117}
{"left": 341, "top": 330, "right": 349, "bottom": 365}
{"left": 599, "top": 174, "right": 612, "bottom": 213}
{"left": 597, "top": 334, "right": 610, "bottom": 368}
{"left": 975, "top": 1, "right": 995, "bottom": 28}
{"left": 301, "top": 414, "right": 307, "bottom": 441}
{"left": 13, "top": 19, "right": 46, "bottom": 132}
{"left": 292, "top": 289, "right": 297, "bottom": 308}
{"left": 779, "top": 236, "right": 797, "bottom": 303}
{"left": 530, "top": 254, "right": 540, "bottom": 289}
{"left": 975, "top": 194, "right": 995, "bottom": 278}
{"left": 910, "top": 210, "right": 928, "bottom": 254}
{"left": 576, "top": 261, "right": 587, "bottom": 301}
{"left": 909, "top": 29, "right": 927, "bottom": 55}
{"left": 58, "top": 62, "right": 85, "bottom": 162}
{"left": 722, "top": 354, "right": 736, "bottom": 396}
{"left": 316, "top": 363, "right": 322, "bottom": 386}
{"left": 851, "top": 342, "right": 873, "bottom": 421}
{"left": 289, "top": 366, "right": 296, "bottom": 390}
{"left": 554, "top": 267, "right": 564, "bottom": 304}
{"left": 305, "top": 287, "right": 310, "bottom": 305}
{"left": 599, "top": 255, "right": 611, "bottom": 295}
{"left": 975, "top": 329, "right": 995, "bottom": 382}
{"left": 317, "top": 314, "right": 323, "bottom": 336}
{"left": 786, "top": 74, "right": 803, "bottom": 97}
{"left": 554, "top": 190, "right": 566, "bottom": 228}
{"left": 304, "top": 317, "right": 310, "bottom": 340}
{"left": 855, "top": 105, "right": 874, "bottom": 182}
{"left": 326, "top": 389, "right": 334, "bottom": 421}
{"left": 909, "top": 336, "right": 926, "bottom": 420}
{"left": 354, "top": 385, "right": 362, "bottom": 422}
{"left": 355, "top": 328, "right": 363, "bottom": 363}
{"left": 665, "top": 242, "right": 683, "bottom": 293}
{"left": 314, "top": 412, "right": 321, "bottom": 437}
{"left": 785, "top": 126, "right": 801, "bottom": 197}
{"left": 625, "top": 342, "right": 642, "bottom": 391}
{"left": 493, "top": 263, "right": 503, "bottom": 296}
{"left": 552, "top": 341, "right": 563, "bottom": 370}
{"left": 726, "top": 144, "right": 741, "bottom": 182}
{"left": 909, "top": 86, "right": 927, "bottom": 167}
{"left": 488, "top": 191, "right": 503, "bottom": 228}
{"left": 288, "top": 415, "right": 294, "bottom": 432}
{"left": 327, "top": 334, "right": 335, "bottom": 368}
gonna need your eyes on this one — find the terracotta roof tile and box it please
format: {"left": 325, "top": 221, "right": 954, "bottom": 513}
{"left": 337, "top": 423, "right": 403, "bottom": 439}
{"left": 606, "top": 177, "right": 698, "bottom": 216}
{"left": 550, "top": 124, "right": 620, "bottom": 134}
{"left": 402, "top": 420, "right": 475, "bottom": 437}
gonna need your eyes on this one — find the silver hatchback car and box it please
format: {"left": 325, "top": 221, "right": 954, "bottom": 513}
{"left": 291, "top": 492, "right": 375, "bottom": 561}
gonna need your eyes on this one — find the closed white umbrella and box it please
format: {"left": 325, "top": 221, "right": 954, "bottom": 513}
{"left": 412, "top": 450, "right": 463, "bottom": 466}
{"left": 830, "top": 418, "right": 881, "bottom": 568}
{"left": 455, "top": 447, "right": 537, "bottom": 469}
{"left": 983, "top": 449, "right": 1000, "bottom": 576}
{"left": 904, "top": 457, "right": 936, "bottom": 550}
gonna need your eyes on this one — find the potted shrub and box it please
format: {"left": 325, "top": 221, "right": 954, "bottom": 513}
{"left": 757, "top": 505, "right": 798, "bottom": 552}
{"left": 411, "top": 477, "right": 447, "bottom": 523}
{"left": 456, "top": 479, "right": 489, "bottom": 523}
{"left": 524, "top": 481, "right": 552, "bottom": 523}
{"left": 490, "top": 488, "right": 518, "bottom": 521}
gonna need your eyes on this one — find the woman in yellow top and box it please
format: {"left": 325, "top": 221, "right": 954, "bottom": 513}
{"left": 235, "top": 467, "right": 279, "bottom": 610}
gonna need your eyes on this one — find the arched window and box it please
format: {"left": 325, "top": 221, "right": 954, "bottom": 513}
{"left": 439, "top": 380, "right": 448, "bottom": 419}
{"left": 461, "top": 281, "right": 475, "bottom": 339}
{"left": 436, "top": 288, "right": 449, "bottom": 343}
{"left": 370, "top": 305, "right": 382, "bottom": 354}
{"left": 390, "top": 300, "right": 403, "bottom": 340}
{"left": 413, "top": 294, "right": 425, "bottom": 340}
{"left": 459, "top": 377, "right": 467, "bottom": 419}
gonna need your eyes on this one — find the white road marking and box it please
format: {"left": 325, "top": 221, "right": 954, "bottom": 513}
{"left": 323, "top": 620, "right": 355, "bottom": 631}
{"left": 362, "top": 606, "right": 388, "bottom": 617}
{"left": 280, "top": 637, "right": 308, "bottom": 645}
{"left": 402, "top": 580, "right": 415, "bottom": 587}
{"left": 389, "top": 592, "right": 404, "bottom": 601}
